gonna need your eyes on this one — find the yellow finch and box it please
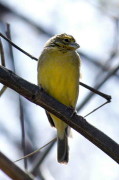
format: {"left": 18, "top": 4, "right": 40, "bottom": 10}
{"left": 37, "top": 33, "right": 81, "bottom": 163}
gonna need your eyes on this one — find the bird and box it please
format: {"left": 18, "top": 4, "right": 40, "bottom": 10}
{"left": 37, "top": 33, "right": 81, "bottom": 163}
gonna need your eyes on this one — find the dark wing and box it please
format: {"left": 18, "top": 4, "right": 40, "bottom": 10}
{"left": 45, "top": 110, "right": 55, "bottom": 127}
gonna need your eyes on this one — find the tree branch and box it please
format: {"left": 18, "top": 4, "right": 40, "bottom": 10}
{"left": 77, "top": 65, "right": 119, "bottom": 112}
{"left": 0, "top": 65, "right": 119, "bottom": 164}
{"left": 0, "top": 152, "right": 33, "bottom": 180}
{"left": 0, "top": 32, "right": 37, "bottom": 61}
{"left": 80, "top": 81, "right": 111, "bottom": 102}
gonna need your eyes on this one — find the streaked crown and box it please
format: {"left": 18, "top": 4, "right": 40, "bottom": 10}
{"left": 45, "top": 33, "right": 80, "bottom": 51}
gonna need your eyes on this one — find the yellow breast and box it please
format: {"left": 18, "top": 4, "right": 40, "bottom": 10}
{"left": 38, "top": 48, "right": 80, "bottom": 108}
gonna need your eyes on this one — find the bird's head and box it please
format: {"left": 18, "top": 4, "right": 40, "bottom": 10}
{"left": 45, "top": 33, "right": 80, "bottom": 51}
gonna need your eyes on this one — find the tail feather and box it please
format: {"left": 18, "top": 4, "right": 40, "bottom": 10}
{"left": 57, "top": 134, "right": 69, "bottom": 163}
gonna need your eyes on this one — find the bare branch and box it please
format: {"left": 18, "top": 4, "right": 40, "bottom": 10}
{"left": 15, "top": 138, "right": 56, "bottom": 163}
{"left": 77, "top": 65, "right": 119, "bottom": 112}
{"left": 0, "top": 38, "right": 6, "bottom": 66}
{"left": 0, "top": 37, "right": 7, "bottom": 96}
{"left": 0, "top": 85, "right": 7, "bottom": 96}
{"left": 0, "top": 65, "right": 119, "bottom": 164}
{"left": 5, "top": 23, "right": 28, "bottom": 170}
{"left": 80, "top": 81, "right": 111, "bottom": 117}
{"left": 0, "top": 32, "right": 37, "bottom": 61}
{"left": 84, "top": 101, "right": 108, "bottom": 118}
{"left": 0, "top": 152, "right": 33, "bottom": 180}
{"left": 80, "top": 81, "right": 111, "bottom": 101}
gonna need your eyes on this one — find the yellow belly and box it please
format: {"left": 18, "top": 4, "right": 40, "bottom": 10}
{"left": 38, "top": 49, "right": 80, "bottom": 138}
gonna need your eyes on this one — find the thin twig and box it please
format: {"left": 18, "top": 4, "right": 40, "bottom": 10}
{"left": 19, "top": 98, "right": 27, "bottom": 169}
{"left": 31, "top": 138, "right": 56, "bottom": 176}
{"left": 79, "top": 81, "right": 111, "bottom": 117}
{"left": 5, "top": 24, "right": 15, "bottom": 71}
{"left": 0, "top": 33, "right": 38, "bottom": 61}
{"left": 0, "top": 36, "right": 7, "bottom": 96}
{"left": 0, "top": 38, "right": 6, "bottom": 66}
{"left": 5, "top": 24, "right": 28, "bottom": 169}
{"left": 15, "top": 138, "right": 56, "bottom": 163}
{"left": 84, "top": 101, "right": 108, "bottom": 118}
{"left": 77, "top": 65, "right": 119, "bottom": 112}
{"left": 80, "top": 81, "right": 111, "bottom": 102}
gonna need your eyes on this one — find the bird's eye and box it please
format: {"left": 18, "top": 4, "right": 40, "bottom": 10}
{"left": 64, "top": 38, "right": 70, "bottom": 42}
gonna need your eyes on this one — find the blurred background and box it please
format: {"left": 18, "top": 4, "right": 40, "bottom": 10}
{"left": 0, "top": 0, "right": 119, "bottom": 179}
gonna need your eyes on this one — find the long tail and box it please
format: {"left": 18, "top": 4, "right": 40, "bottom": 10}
{"left": 57, "top": 133, "right": 69, "bottom": 163}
